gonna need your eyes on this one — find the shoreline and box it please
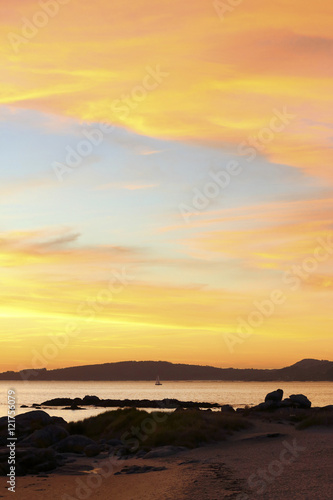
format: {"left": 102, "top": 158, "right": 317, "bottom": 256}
{"left": 1, "top": 418, "right": 332, "bottom": 499}
{"left": 1, "top": 389, "right": 332, "bottom": 498}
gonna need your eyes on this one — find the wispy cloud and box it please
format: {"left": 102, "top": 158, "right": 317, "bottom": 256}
{"left": 96, "top": 182, "right": 158, "bottom": 191}
{"left": 2, "top": 0, "right": 333, "bottom": 178}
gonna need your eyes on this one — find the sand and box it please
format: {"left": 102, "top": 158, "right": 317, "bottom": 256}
{"left": 1, "top": 420, "right": 332, "bottom": 499}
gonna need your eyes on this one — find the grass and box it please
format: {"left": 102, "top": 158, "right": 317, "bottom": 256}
{"left": 68, "top": 408, "right": 251, "bottom": 450}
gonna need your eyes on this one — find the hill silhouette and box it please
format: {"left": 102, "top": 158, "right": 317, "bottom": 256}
{"left": 1, "top": 358, "right": 332, "bottom": 381}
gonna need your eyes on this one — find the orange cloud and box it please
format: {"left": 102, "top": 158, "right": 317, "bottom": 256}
{"left": 1, "top": 0, "right": 332, "bottom": 180}
{"left": 181, "top": 197, "right": 333, "bottom": 270}
{"left": 0, "top": 227, "right": 139, "bottom": 269}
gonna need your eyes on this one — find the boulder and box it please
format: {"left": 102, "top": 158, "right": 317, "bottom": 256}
{"left": 21, "top": 424, "right": 69, "bottom": 448}
{"left": 107, "top": 438, "right": 123, "bottom": 447}
{"left": 221, "top": 405, "right": 236, "bottom": 413}
{"left": 63, "top": 404, "right": 85, "bottom": 410}
{"left": 0, "top": 411, "right": 54, "bottom": 440}
{"left": 51, "top": 416, "right": 67, "bottom": 426}
{"left": 0, "top": 450, "right": 10, "bottom": 476}
{"left": 289, "top": 394, "right": 311, "bottom": 409}
{"left": 84, "top": 443, "right": 101, "bottom": 457}
{"left": 82, "top": 395, "right": 101, "bottom": 405}
{"left": 12, "top": 448, "right": 60, "bottom": 475}
{"left": 280, "top": 398, "right": 297, "bottom": 408}
{"left": 265, "top": 389, "right": 283, "bottom": 403}
{"left": 252, "top": 400, "right": 280, "bottom": 411}
{"left": 54, "top": 435, "right": 97, "bottom": 454}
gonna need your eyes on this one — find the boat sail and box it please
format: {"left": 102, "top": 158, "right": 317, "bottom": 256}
{"left": 155, "top": 375, "right": 162, "bottom": 385}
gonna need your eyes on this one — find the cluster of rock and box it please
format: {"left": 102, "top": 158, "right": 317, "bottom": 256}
{"left": 0, "top": 409, "right": 189, "bottom": 476}
{"left": 0, "top": 410, "right": 102, "bottom": 476}
{"left": 219, "top": 389, "right": 315, "bottom": 413}
{"left": 39, "top": 395, "right": 220, "bottom": 410}
{"left": 250, "top": 389, "right": 312, "bottom": 411}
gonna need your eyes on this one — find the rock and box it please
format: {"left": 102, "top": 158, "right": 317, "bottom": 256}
{"left": 10, "top": 448, "right": 60, "bottom": 475}
{"left": 63, "top": 404, "right": 85, "bottom": 410}
{"left": 54, "top": 435, "right": 97, "bottom": 454}
{"left": 289, "top": 394, "right": 311, "bottom": 409}
{"left": 143, "top": 446, "right": 187, "bottom": 459}
{"left": 135, "top": 449, "right": 147, "bottom": 458}
{"left": 82, "top": 395, "right": 101, "bottom": 405}
{"left": 84, "top": 444, "right": 101, "bottom": 457}
{"left": 21, "top": 425, "right": 69, "bottom": 448}
{"left": 0, "top": 449, "right": 9, "bottom": 470}
{"left": 265, "top": 389, "right": 283, "bottom": 403}
{"left": 280, "top": 398, "right": 298, "bottom": 408}
{"left": 252, "top": 400, "right": 280, "bottom": 411}
{"left": 221, "top": 404, "right": 235, "bottom": 413}
{"left": 0, "top": 411, "right": 54, "bottom": 440}
{"left": 16, "top": 410, "right": 53, "bottom": 428}
{"left": 107, "top": 438, "right": 123, "bottom": 447}
{"left": 50, "top": 416, "right": 67, "bottom": 426}
{"left": 41, "top": 398, "right": 74, "bottom": 406}
{"left": 40, "top": 397, "right": 219, "bottom": 409}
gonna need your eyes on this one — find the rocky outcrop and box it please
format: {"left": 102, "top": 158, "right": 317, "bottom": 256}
{"left": 53, "top": 435, "right": 98, "bottom": 454}
{"left": 21, "top": 424, "right": 69, "bottom": 448}
{"left": 84, "top": 443, "right": 101, "bottom": 457}
{"left": 221, "top": 404, "right": 236, "bottom": 413}
{"left": 0, "top": 408, "right": 104, "bottom": 476}
{"left": 40, "top": 396, "right": 220, "bottom": 409}
{"left": 0, "top": 447, "right": 65, "bottom": 476}
{"left": 249, "top": 389, "right": 312, "bottom": 411}
{"left": 265, "top": 389, "right": 283, "bottom": 402}
{"left": 0, "top": 410, "right": 69, "bottom": 476}
{"left": 289, "top": 394, "right": 311, "bottom": 409}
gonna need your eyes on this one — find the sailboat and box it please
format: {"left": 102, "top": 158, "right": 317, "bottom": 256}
{"left": 155, "top": 375, "right": 162, "bottom": 385}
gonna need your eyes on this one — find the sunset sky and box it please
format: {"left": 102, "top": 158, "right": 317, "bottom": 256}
{"left": 1, "top": 0, "right": 332, "bottom": 371}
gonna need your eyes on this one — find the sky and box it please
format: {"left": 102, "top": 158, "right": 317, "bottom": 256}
{"left": 0, "top": 0, "right": 332, "bottom": 371}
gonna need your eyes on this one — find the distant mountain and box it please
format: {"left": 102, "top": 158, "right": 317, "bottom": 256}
{"left": 1, "top": 359, "right": 333, "bottom": 381}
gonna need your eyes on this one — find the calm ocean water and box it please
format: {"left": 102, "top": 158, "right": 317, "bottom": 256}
{"left": 1, "top": 380, "right": 332, "bottom": 422}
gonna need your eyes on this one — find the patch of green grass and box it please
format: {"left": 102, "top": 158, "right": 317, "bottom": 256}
{"left": 296, "top": 412, "right": 333, "bottom": 430}
{"left": 68, "top": 408, "right": 251, "bottom": 450}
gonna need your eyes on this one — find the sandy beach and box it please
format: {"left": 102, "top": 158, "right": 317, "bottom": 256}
{"left": 1, "top": 419, "right": 332, "bottom": 500}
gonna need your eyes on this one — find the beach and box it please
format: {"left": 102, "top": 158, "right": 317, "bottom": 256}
{"left": 2, "top": 418, "right": 332, "bottom": 500}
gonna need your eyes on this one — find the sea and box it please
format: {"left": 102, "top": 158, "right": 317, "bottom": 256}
{"left": 1, "top": 380, "right": 332, "bottom": 422}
